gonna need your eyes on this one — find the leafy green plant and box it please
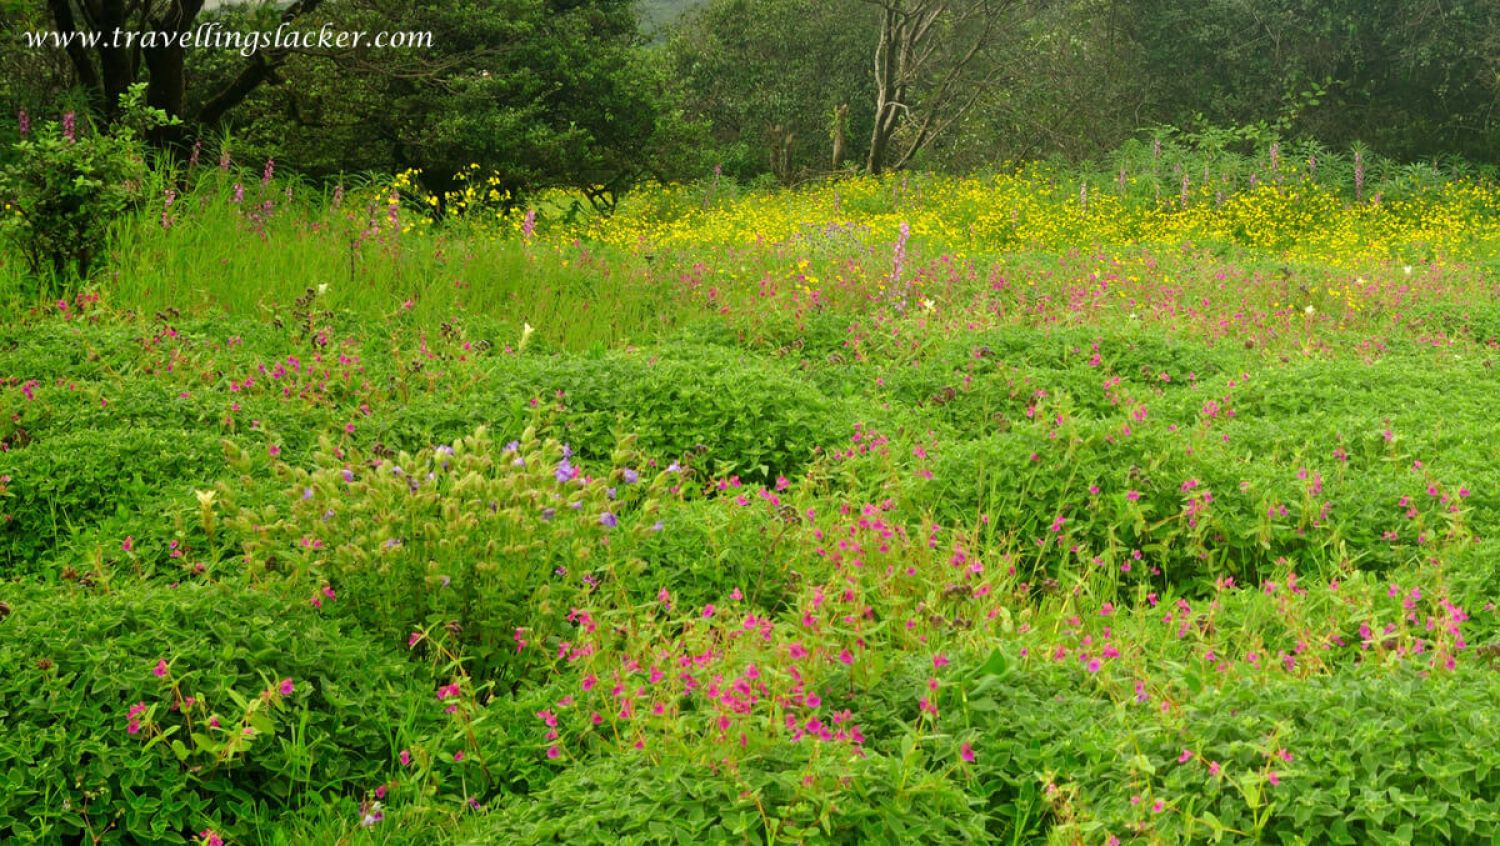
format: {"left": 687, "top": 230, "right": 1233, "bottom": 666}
{"left": 0, "top": 84, "right": 171, "bottom": 290}
{"left": 0, "top": 581, "right": 439, "bottom": 844}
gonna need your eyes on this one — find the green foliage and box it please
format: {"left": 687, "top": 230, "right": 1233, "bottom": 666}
{"left": 375, "top": 345, "right": 853, "bottom": 482}
{"left": 228, "top": 426, "right": 679, "bottom": 683}
{"left": 0, "top": 581, "right": 437, "bottom": 844}
{"left": 194, "top": 0, "right": 705, "bottom": 202}
{"left": 0, "top": 426, "right": 226, "bottom": 574}
{"left": 667, "top": 0, "right": 878, "bottom": 180}
{"left": 466, "top": 746, "right": 987, "bottom": 844}
{"left": 0, "top": 85, "right": 168, "bottom": 289}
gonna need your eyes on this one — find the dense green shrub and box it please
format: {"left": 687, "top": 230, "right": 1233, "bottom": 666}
{"left": 955, "top": 658, "right": 1500, "bottom": 844}
{"left": 0, "top": 86, "right": 168, "bottom": 289}
{"left": 0, "top": 427, "right": 226, "bottom": 572}
{"left": 0, "top": 581, "right": 438, "bottom": 844}
{"left": 464, "top": 745, "right": 986, "bottom": 845}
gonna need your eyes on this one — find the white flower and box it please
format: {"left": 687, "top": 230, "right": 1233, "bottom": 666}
{"left": 1403, "top": 265, "right": 1413, "bottom": 275}
{"left": 1305, "top": 305, "right": 1316, "bottom": 314}
{"left": 317, "top": 283, "right": 329, "bottom": 296}
{"left": 920, "top": 298, "right": 935, "bottom": 313}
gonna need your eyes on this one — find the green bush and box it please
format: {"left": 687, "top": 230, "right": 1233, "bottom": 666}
{"left": 0, "top": 581, "right": 438, "bottom": 844}
{"left": 0, "top": 427, "right": 227, "bottom": 573}
{"left": 373, "top": 345, "right": 854, "bottom": 483}
{"left": 0, "top": 85, "right": 165, "bottom": 289}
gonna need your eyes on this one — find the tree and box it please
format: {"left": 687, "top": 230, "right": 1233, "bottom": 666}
{"left": 669, "top": 0, "right": 879, "bottom": 181}
{"left": 36, "top": 0, "right": 327, "bottom": 147}
{"left": 862, "top": 0, "right": 1016, "bottom": 173}
{"left": 194, "top": 0, "right": 703, "bottom": 203}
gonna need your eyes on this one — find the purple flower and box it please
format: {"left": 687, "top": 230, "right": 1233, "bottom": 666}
{"left": 62, "top": 111, "right": 76, "bottom": 143}
{"left": 555, "top": 459, "right": 575, "bottom": 483}
{"left": 502, "top": 440, "right": 520, "bottom": 453}
{"left": 623, "top": 468, "right": 639, "bottom": 484}
{"left": 600, "top": 512, "right": 617, "bottom": 528}
{"left": 541, "top": 507, "right": 557, "bottom": 521}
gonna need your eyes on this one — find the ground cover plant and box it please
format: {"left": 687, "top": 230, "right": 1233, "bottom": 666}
{"left": 2, "top": 127, "right": 1500, "bottom": 844}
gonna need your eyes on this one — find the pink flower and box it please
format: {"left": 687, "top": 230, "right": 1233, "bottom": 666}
{"left": 1267, "top": 771, "right": 1280, "bottom": 786}
{"left": 268, "top": 444, "right": 281, "bottom": 457}
{"left": 408, "top": 631, "right": 422, "bottom": 649}
{"left": 399, "top": 749, "right": 412, "bottom": 766}
{"left": 1208, "top": 760, "right": 1222, "bottom": 776}
{"left": 960, "top": 742, "right": 975, "bottom": 763}
{"left": 932, "top": 654, "right": 950, "bottom": 669}
{"left": 702, "top": 604, "right": 716, "bottom": 619}
{"left": 199, "top": 829, "right": 224, "bottom": 846}
{"left": 122, "top": 536, "right": 135, "bottom": 553}
{"left": 279, "top": 678, "right": 295, "bottom": 696}
{"left": 1178, "top": 749, "right": 1194, "bottom": 764}
{"left": 546, "top": 745, "right": 560, "bottom": 759}
{"left": 153, "top": 659, "right": 169, "bottom": 678}
{"left": 453, "top": 750, "right": 465, "bottom": 762}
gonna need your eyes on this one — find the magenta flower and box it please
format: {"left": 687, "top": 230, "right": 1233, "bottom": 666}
{"left": 153, "top": 660, "right": 168, "bottom": 678}
{"left": 546, "top": 745, "right": 560, "bottom": 759}
{"left": 279, "top": 678, "right": 295, "bottom": 696}
{"left": 399, "top": 749, "right": 412, "bottom": 766}
{"left": 960, "top": 742, "right": 975, "bottom": 763}
{"left": 122, "top": 536, "right": 135, "bottom": 553}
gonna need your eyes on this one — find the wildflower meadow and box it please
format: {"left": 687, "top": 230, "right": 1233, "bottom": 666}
{"left": 3, "top": 113, "right": 1500, "bottom": 845}
{"left": 8, "top": 23, "right": 1500, "bottom": 834}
